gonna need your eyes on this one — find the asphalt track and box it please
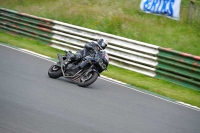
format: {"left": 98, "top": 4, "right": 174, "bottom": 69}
{"left": 0, "top": 44, "right": 199, "bottom": 133}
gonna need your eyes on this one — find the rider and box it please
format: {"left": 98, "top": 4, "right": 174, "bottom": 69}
{"left": 67, "top": 38, "right": 108, "bottom": 63}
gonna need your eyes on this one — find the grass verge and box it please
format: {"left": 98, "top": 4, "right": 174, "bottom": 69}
{"left": 0, "top": 0, "right": 200, "bottom": 56}
{"left": 0, "top": 31, "right": 199, "bottom": 107}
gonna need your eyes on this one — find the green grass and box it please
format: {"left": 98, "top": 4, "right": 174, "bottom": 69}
{"left": 1, "top": 0, "right": 200, "bottom": 55}
{"left": 0, "top": 31, "right": 200, "bottom": 108}
{"left": 0, "top": 0, "right": 200, "bottom": 107}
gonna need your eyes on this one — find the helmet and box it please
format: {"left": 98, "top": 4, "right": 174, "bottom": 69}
{"left": 97, "top": 38, "right": 108, "bottom": 50}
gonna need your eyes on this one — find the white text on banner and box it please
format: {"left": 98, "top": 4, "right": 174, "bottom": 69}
{"left": 140, "top": 0, "right": 182, "bottom": 20}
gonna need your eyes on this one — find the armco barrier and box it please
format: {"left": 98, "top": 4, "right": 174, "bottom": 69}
{"left": 0, "top": 8, "right": 158, "bottom": 77}
{"left": 0, "top": 8, "right": 200, "bottom": 91}
{"left": 156, "top": 48, "right": 200, "bottom": 90}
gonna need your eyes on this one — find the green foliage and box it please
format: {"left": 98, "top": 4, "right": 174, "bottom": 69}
{"left": 1, "top": 0, "right": 199, "bottom": 55}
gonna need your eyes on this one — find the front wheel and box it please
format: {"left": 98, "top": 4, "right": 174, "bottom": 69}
{"left": 78, "top": 71, "right": 99, "bottom": 87}
{"left": 48, "top": 64, "right": 63, "bottom": 79}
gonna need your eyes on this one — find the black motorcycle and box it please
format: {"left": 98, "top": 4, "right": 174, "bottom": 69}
{"left": 48, "top": 49, "right": 109, "bottom": 87}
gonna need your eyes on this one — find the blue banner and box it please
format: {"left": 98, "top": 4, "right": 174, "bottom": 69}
{"left": 140, "top": 0, "right": 181, "bottom": 20}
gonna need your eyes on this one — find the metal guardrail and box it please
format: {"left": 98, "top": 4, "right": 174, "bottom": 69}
{"left": 156, "top": 48, "right": 200, "bottom": 90}
{"left": 0, "top": 8, "right": 159, "bottom": 77}
{"left": 0, "top": 8, "right": 200, "bottom": 90}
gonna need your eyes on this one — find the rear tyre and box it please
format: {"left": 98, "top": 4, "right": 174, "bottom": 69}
{"left": 78, "top": 71, "right": 99, "bottom": 87}
{"left": 48, "top": 64, "right": 62, "bottom": 79}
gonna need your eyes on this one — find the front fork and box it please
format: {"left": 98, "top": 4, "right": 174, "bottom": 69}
{"left": 57, "top": 54, "right": 67, "bottom": 77}
{"left": 84, "top": 65, "right": 100, "bottom": 77}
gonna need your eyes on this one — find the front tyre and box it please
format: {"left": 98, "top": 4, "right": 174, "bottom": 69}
{"left": 78, "top": 71, "right": 99, "bottom": 87}
{"left": 48, "top": 64, "right": 62, "bottom": 79}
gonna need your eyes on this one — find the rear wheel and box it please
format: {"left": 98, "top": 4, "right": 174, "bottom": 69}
{"left": 78, "top": 71, "right": 99, "bottom": 87}
{"left": 48, "top": 64, "right": 62, "bottom": 79}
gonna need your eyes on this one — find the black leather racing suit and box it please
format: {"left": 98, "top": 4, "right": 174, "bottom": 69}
{"left": 71, "top": 41, "right": 99, "bottom": 61}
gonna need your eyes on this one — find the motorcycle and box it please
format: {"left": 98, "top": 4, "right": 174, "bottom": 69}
{"left": 48, "top": 49, "right": 109, "bottom": 87}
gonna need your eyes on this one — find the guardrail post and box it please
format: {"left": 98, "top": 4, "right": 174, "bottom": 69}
{"left": 189, "top": 0, "right": 195, "bottom": 23}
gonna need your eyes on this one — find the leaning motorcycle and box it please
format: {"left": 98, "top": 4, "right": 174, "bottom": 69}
{"left": 48, "top": 49, "right": 109, "bottom": 87}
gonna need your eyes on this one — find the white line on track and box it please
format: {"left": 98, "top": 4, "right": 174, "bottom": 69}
{"left": 1, "top": 43, "right": 199, "bottom": 112}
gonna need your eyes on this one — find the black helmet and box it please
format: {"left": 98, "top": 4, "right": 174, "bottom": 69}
{"left": 97, "top": 38, "right": 108, "bottom": 50}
